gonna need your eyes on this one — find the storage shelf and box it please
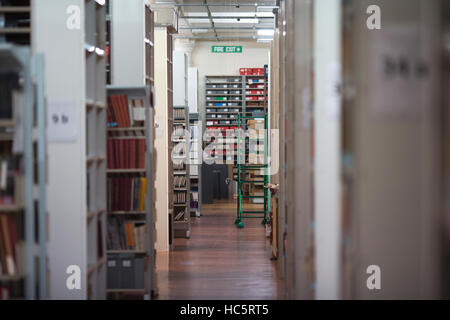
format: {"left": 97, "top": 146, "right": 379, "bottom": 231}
{"left": 106, "top": 289, "right": 146, "bottom": 293}
{"left": 0, "top": 274, "right": 24, "bottom": 282}
{"left": 205, "top": 94, "right": 242, "bottom": 97}
{"left": 107, "top": 127, "right": 146, "bottom": 132}
{"left": 0, "top": 28, "right": 31, "bottom": 34}
{"left": 205, "top": 88, "right": 242, "bottom": 91}
{"left": 106, "top": 250, "right": 147, "bottom": 255}
{"left": 108, "top": 211, "right": 146, "bottom": 215}
{"left": 0, "top": 205, "right": 25, "bottom": 212}
{"left": 106, "top": 169, "right": 146, "bottom": 173}
{"left": 0, "top": 6, "right": 31, "bottom": 13}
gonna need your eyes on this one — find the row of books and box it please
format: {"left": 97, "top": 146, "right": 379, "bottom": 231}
{"left": 172, "top": 125, "right": 186, "bottom": 139}
{"left": 107, "top": 177, "right": 146, "bottom": 212}
{"left": 107, "top": 217, "right": 146, "bottom": 251}
{"left": 173, "top": 176, "right": 187, "bottom": 189}
{"left": 173, "top": 108, "right": 186, "bottom": 120}
{"left": 173, "top": 162, "right": 185, "bottom": 170}
{"left": 0, "top": 157, "right": 22, "bottom": 206}
{"left": 173, "top": 191, "right": 187, "bottom": 204}
{"left": 0, "top": 214, "right": 18, "bottom": 277}
{"left": 107, "top": 138, "right": 146, "bottom": 170}
{"left": 0, "top": 286, "right": 10, "bottom": 300}
{"left": 106, "top": 94, "right": 146, "bottom": 128}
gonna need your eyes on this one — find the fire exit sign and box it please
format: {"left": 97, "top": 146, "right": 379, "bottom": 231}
{"left": 212, "top": 46, "right": 243, "bottom": 53}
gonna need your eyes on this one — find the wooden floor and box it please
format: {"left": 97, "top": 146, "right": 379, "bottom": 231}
{"left": 156, "top": 200, "right": 284, "bottom": 300}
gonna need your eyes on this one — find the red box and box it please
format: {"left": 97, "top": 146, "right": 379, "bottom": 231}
{"left": 240, "top": 67, "right": 265, "bottom": 76}
{"left": 239, "top": 68, "right": 248, "bottom": 75}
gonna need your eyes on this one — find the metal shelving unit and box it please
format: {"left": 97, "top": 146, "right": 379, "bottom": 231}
{"left": 189, "top": 112, "right": 202, "bottom": 217}
{"left": 105, "top": 86, "right": 155, "bottom": 300}
{"left": 0, "top": 44, "right": 47, "bottom": 300}
{"left": 235, "top": 114, "right": 269, "bottom": 229}
{"left": 172, "top": 106, "right": 190, "bottom": 238}
{"left": 0, "top": 1, "right": 31, "bottom": 46}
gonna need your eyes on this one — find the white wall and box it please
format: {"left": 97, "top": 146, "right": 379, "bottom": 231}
{"left": 190, "top": 41, "right": 270, "bottom": 118}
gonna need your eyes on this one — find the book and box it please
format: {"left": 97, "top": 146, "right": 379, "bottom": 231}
{"left": 107, "top": 138, "right": 146, "bottom": 170}
{"left": 107, "top": 177, "right": 146, "bottom": 212}
{"left": 107, "top": 95, "right": 146, "bottom": 128}
{"left": 0, "top": 214, "right": 17, "bottom": 276}
{"left": 107, "top": 217, "right": 146, "bottom": 251}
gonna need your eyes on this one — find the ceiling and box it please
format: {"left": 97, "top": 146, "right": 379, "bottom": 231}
{"left": 154, "top": 0, "right": 278, "bottom": 41}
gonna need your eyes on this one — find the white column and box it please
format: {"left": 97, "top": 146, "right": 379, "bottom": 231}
{"left": 313, "top": 0, "right": 342, "bottom": 300}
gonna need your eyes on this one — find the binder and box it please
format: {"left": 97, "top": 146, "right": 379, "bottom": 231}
{"left": 106, "top": 254, "right": 120, "bottom": 289}
{"left": 119, "top": 253, "right": 135, "bottom": 289}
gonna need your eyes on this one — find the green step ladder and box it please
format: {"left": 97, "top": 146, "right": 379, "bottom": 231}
{"left": 235, "top": 113, "right": 269, "bottom": 228}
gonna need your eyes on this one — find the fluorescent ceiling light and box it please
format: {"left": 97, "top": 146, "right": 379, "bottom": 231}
{"left": 257, "top": 29, "right": 274, "bottom": 36}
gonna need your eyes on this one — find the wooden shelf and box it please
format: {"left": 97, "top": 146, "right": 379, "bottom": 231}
{"left": 0, "top": 205, "right": 25, "bottom": 212}
{"left": 0, "top": 7, "right": 31, "bottom": 13}
{"left": 106, "top": 169, "right": 146, "bottom": 173}
{"left": 106, "top": 289, "right": 145, "bottom": 293}
{"left": 107, "top": 127, "right": 146, "bottom": 132}
{"left": 106, "top": 250, "right": 147, "bottom": 255}
{"left": 0, "top": 274, "right": 24, "bottom": 282}
{"left": 0, "top": 27, "right": 31, "bottom": 34}
{"left": 108, "top": 211, "right": 146, "bottom": 215}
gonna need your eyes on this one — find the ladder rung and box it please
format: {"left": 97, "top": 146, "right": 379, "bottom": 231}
{"left": 240, "top": 216, "right": 265, "bottom": 219}
{"left": 240, "top": 180, "right": 265, "bottom": 183}
{"left": 242, "top": 211, "right": 266, "bottom": 214}
{"left": 239, "top": 165, "right": 268, "bottom": 168}
{"left": 241, "top": 196, "right": 265, "bottom": 199}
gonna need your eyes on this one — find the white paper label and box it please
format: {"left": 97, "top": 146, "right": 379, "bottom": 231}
{"left": 325, "top": 62, "right": 342, "bottom": 120}
{"left": 47, "top": 99, "right": 78, "bottom": 142}
{"left": 371, "top": 26, "right": 422, "bottom": 116}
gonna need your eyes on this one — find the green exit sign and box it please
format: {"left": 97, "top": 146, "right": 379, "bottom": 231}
{"left": 212, "top": 46, "right": 243, "bottom": 53}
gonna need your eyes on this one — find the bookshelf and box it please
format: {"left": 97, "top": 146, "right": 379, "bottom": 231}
{"left": 32, "top": 0, "right": 106, "bottom": 299}
{"left": 204, "top": 71, "right": 268, "bottom": 192}
{"left": 0, "top": 44, "right": 47, "bottom": 300}
{"left": 105, "top": 86, "right": 155, "bottom": 300}
{"left": 204, "top": 75, "right": 242, "bottom": 165}
{"left": 189, "top": 113, "right": 202, "bottom": 217}
{"left": 154, "top": 26, "right": 174, "bottom": 251}
{"left": 108, "top": 1, "right": 156, "bottom": 299}
{"left": 110, "top": 0, "right": 154, "bottom": 87}
{"left": 172, "top": 106, "right": 190, "bottom": 238}
{"left": 0, "top": 0, "right": 31, "bottom": 46}
{"left": 243, "top": 75, "right": 268, "bottom": 116}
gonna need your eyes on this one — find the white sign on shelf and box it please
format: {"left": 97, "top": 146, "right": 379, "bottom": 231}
{"left": 371, "top": 26, "right": 423, "bottom": 116}
{"left": 47, "top": 99, "right": 78, "bottom": 142}
{"left": 325, "top": 62, "right": 342, "bottom": 120}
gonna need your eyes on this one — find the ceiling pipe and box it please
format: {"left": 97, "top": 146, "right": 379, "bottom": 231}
{"left": 179, "top": 16, "right": 274, "bottom": 19}
{"left": 204, "top": 0, "right": 219, "bottom": 41}
{"left": 173, "top": 35, "right": 257, "bottom": 40}
{"left": 179, "top": 26, "right": 273, "bottom": 30}
{"left": 174, "top": 3, "right": 277, "bottom": 7}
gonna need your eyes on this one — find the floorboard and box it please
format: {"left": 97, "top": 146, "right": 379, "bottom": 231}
{"left": 156, "top": 200, "right": 284, "bottom": 300}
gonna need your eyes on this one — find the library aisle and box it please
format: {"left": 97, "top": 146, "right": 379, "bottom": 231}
{"left": 2, "top": 0, "right": 450, "bottom": 304}
{"left": 156, "top": 200, "right": 283, "bottom": 300}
